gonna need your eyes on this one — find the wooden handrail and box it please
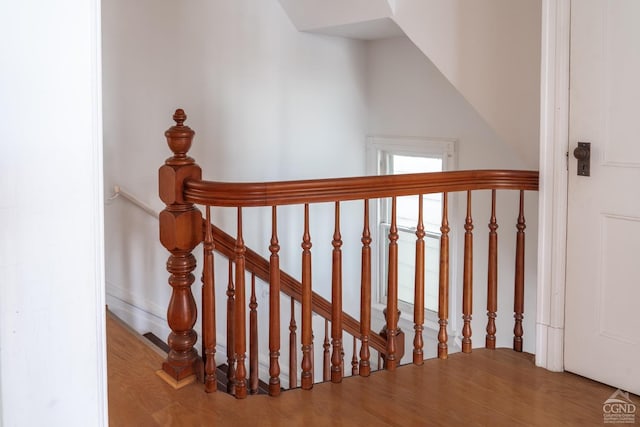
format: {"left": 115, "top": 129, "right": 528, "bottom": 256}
{"left": 184, "top": 170, "right": 538, "bottom": 207}
{"left": 209, "top": 221, "right": 388, "bottom": 354}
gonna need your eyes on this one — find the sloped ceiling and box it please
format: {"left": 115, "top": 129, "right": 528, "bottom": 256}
{"left": 278, "top": 0, "right": 541, "bottom": 168}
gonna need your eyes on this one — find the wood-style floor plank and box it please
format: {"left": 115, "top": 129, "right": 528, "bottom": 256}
{"left": 107, "top": 312, "right": 636, "bottom": 426}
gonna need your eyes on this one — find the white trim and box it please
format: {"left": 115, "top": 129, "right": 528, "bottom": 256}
{"left": 366, "top": 136, "right": 460, "bottom": 344}
{"left": 536, "top": 0, "right": 570, "bottom": 372}
{"left": 106, "top": 281, "right": 167, "bottom": 322}
{"left": 106, "top": 292, "right": 171, "bottom": 340}
{"left": 366, "top": 135, "right": 457, "bottom": 175}
{"left": 89, "top": 0, "right": 108, "bottom": 423}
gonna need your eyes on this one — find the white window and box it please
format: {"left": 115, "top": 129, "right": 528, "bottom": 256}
{"left": 367, "top": 137, "right": 456, "bottom": 314}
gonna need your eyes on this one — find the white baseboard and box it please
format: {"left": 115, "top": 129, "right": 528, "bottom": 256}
{"left": 106, "top": 291, "right": 170, "bottom": 341}
{"left": 106, "top": 285, "right": 281, "bottom": 386}
{"left": 535, "top": 323, "right": 564, "bottom": 372}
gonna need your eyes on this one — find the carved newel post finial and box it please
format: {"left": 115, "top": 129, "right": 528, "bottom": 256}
{"left": 158, "top": 109, "right": 204, "bottom": 385}
{"left": 173, "top": 108, "right": 186, "bottom": 126}
{"left": 164, "top": 108, "right": 195, "bottom": 163}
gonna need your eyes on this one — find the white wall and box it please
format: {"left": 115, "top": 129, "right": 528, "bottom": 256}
{"left": 277, "top": 0, "right": 542, "bottom": 169}
{"left": 393, "top": 0, "right": 542, "bottom": 169}
{"left": 366, "top": 37, "right": 538, "bottom": 353}
{"left": 102, "top": 0, "right": 369, "bottom": 342}
{"left": 0, "top": 1, "right": 106, "bottom": 426}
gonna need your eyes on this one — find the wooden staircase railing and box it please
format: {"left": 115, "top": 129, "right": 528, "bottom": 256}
{"left": 207, "top": 221, "right": 388, "bottom": 355}
{"left": 158, "top": 109, "right": 539, "bottom": 399}
{"left": 205, "top": 219, "right": 389, "bottom": 395}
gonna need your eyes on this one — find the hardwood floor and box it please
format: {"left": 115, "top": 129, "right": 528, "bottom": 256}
{"left": 107, "top": 312, "right": 635, "bottom": 426}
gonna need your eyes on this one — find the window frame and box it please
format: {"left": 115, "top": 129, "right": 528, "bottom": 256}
{"left": 366, "top": 136, "right": 457, "bottom": 334}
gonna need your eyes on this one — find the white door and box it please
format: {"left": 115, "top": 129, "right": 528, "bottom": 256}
{"left": 565, "top": 0, "right": 640, "bottom": 395}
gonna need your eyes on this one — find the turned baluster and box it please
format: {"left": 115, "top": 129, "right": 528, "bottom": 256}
{"left": 323, "top": 319, "right": 330, "bottom": 382}
{"left": 385, "top": 197, "right": 399, "bottom": 370}
{"left": 486, "top": 190, "right": 498, "bottom": 349}
{"left": 226, "top": 259, "right": 236, "bottom": 395}
{"left": 249, "top": 273, "right": 258, "bottom": 394}
{"left": 359, "top": 199, "right": 372, "bottom": 377}
{"left": 202, "top": 206, "right": 217, "bottom": 392}
{"left": 311, "top": 333, "right": 315, "bottom": 383}
{"left": 234, "top": 208, "right": 248, "bottom": 398}
{"left": 268, "top": 206, "right": 281, "bottom": 396}
{"left": 413, "top": 194, "right": 425, "bottom": 365}
{"left": 300, "top": 204, "right": 313, "bottom": 389}
{"left": 159, "top": 109, "right": 203, "bottom": 382}
{"left": 331, "top": 202, "right": 343, "bottom": 383}
{"left": 289, "top": 297, "right": 298, "bottom": 389}
{"left": 351, "top": 337, "right": 359, "bottom": 376}
{"left": 462, "top": 191, "right": 474, "bottom": 353}
{"left": 438, "top": 192, "right": 450, "bottom": 359}
{"left": 513, "top": 190, "right": 526, "bottom": 352}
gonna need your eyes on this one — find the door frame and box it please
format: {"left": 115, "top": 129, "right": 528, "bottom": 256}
{"left": 536, "top": 0, "right": 570, "bottom": 371}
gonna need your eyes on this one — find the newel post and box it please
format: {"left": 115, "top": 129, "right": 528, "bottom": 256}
{"left": 159, "top": 109, "right": 204, "bottom": 383}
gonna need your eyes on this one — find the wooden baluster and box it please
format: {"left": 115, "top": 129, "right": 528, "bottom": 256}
{"left": 301, "top": 204, "right": 313, "bottom": 389}
{"left": 289, "top": 297, "right": 298, "bottom": 389}
{"left": 462, "top": 191, "right": 474, "bottom": 353}
{"left": 311, "top": 333, "right": 315, "bottom": 383}
{"left": 323, "top": 319, "right": 330, "bottom": 382}
{"left": 513, "top": 190, "right": 526, "bottom": 352}
{"left": 226, "top": 260, "right": 236, "bottom": 395}
{"left": 486, "top": 190, "right": 498, "bottom": 349}
{"left": 386, "top": 197, "right": 399, "bottom": 370}
{"left": 234, "top": 208, "right": 248, "bottom": 398}
{"left": 159, "top": 109, "right": 203, "bottom": 383}
{"left": 351, "top": 337, "right": 359, "bottom": 376}
{"left": 438, "top": 192, "right": 450, "bottom": 359}
{"left": 331, "top": 202, "right": 343, "bottom": 383}
{"left": 202, "top": 206, "right": 217, "bottom": 392}
{"left": 268, "top": 206, "right": 281, "bottom": 396}
{"left": 378, "top": 353, "right": 383, "bottom": 370}
{"left": 413, "top": 194, "right": 425, "bottom": 365}
{"left": 249, "top": 273, "right": 258, "bottom": 394}
{"left": 359, "top": 199, "right": 372, "bottom": 377}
